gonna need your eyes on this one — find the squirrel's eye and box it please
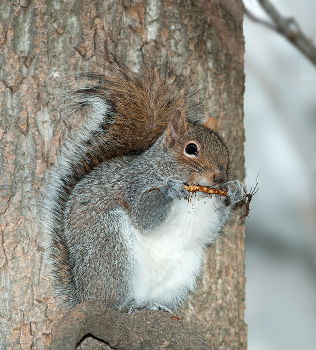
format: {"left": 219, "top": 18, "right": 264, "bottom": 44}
{"left": 185, "top": 143, "right": 198, "bottom": 156}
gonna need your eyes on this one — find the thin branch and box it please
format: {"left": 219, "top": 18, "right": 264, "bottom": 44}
{"left": 245, "top": 0, "right": 316, "bottom": 67}
{"left": 243, "top": 6, "right": 276, "bottom": 31}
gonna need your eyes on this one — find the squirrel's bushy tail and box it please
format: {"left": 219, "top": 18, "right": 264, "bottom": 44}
{"left": 42, "top": 50, "right": 206, "bottom": 305}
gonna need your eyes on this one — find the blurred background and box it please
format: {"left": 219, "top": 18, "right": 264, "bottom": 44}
{"left": 243, "top": 0, "right": 316, "bottom": 349}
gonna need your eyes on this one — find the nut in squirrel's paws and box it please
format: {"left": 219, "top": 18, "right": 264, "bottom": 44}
{"left": 184, "top": 184, "right": 227, "bottom": 196}
{"left": 184, "top": 180, "right": 245, "bottom": 205}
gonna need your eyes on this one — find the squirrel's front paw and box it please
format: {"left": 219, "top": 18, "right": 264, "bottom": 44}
{"left": 164, "top": 178, "right": 187, "bottom": 199}
{"left": 221, "top": 180, "right": 245, "bottom": 206}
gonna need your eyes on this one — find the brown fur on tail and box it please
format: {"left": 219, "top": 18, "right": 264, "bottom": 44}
{"left": 75, "top": 49, "right": 206, "bottom": 158}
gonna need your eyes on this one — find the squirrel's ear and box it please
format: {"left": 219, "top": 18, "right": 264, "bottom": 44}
{"left": 204, "top": 117, "right": 218, "bottom": 133}
{"left": 164, "top": 110, "right": 188, "bottom": 149}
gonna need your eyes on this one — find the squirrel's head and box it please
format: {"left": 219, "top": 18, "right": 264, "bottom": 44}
{"left": 163, "top": 110, "right": 229, "bottom": 187}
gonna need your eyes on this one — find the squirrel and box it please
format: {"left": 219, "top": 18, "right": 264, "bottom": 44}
{"left": 43, "top": 50, "right": 245, "bottom": 312}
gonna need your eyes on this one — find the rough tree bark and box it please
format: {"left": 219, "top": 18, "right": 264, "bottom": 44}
{"left": 0, "top": 0, "right": 246, "bottom": 349}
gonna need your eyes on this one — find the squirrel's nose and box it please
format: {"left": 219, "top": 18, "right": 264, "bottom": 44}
{"left": 212, "top": 172, "right": 226, "bottom": 184}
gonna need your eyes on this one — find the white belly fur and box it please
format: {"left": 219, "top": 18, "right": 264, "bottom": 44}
{"left": 132, "top": 194, "right": 227, "bottom": 309}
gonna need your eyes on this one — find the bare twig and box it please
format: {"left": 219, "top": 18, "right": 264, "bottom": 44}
{"left": 243, "top": 6, "right": 276, "bottom": 31}
{"left": 245, "top": 0, "right": 316, "bottom": 67}
{"left": 240, "top": 182, "right": 259, "bottom": 219}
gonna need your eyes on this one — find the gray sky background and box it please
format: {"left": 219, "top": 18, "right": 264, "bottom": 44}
{"left": 243, "top": 0, "right": 316, "bottom": 349}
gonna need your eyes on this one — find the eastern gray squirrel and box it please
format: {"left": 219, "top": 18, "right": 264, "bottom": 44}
{"left": 43, "top": 50, "right": 245, "bottom": 312}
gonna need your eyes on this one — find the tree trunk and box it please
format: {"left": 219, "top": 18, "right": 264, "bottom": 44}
{"left": 0, "top": 0, "right": 246, "bottom": 349}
